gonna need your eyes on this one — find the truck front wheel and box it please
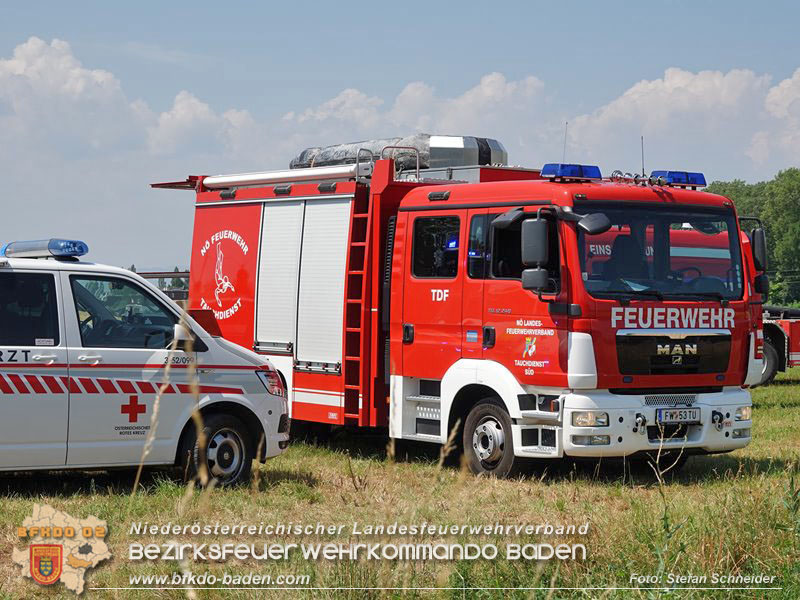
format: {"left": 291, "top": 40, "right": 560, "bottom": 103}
{"left": 759, "top": 337, "right": 779, "bottom": 386}
{"left": 463, "top": 399, "right": 518, "bottom": 477}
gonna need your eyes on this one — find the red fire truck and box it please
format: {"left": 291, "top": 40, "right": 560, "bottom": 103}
{"left": 154, "top": 135, "right": 768, "bottom": 476}
{"left": 759, "top": 305, "right": 800, "bottom": 384}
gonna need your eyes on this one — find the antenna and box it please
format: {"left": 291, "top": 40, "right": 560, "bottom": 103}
{"left": 562, "top": 121, "right": 568, "bottom": 162}
{"left": 640, "top": 135, "right": 645, "bottom": 176}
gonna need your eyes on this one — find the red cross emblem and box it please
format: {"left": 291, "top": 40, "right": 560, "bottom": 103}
{"left": 121, "top": 395, "right": 146, "bottom": 423}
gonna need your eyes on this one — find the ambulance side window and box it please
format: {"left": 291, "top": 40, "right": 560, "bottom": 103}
{"left": 412, "top": 216, "right": 460, "bottom": 278}
{"left": 70, "top": 276, "right": 178, "bottom": 349}
{"left": 0, "top": 273, "right": 59, "bottom": 346}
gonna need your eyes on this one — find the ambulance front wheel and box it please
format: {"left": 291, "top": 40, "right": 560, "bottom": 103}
{"left": 182, "top": 414, "right": 254, "bottom": 486}
{"left": 463, "top": 399, "right": 518, "bottom": 478}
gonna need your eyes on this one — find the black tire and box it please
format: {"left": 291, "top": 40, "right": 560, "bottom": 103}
{"left": 463, "top": 398, "right": 519, "bottom": 478}
{"left": 181, "top": 414, "right": 254, "bottom": 486}
{"left": 758, "top": 338, "right": 779, "bottom": 387}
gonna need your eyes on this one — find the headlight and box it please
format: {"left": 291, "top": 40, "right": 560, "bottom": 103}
{"left": 732, "top": 427, "right": 751, "bottom": 439}
{"left": 256, "top": 369, "right": 285, "bottom": 398}
{"left": 735, "top": 406, "right": 752, "bottom": 421}
{"left": 571, "top": 411, "right": 609, "bottom": 427}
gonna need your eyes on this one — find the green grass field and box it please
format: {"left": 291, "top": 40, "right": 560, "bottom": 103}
{"left": 1, "top": 372, "right": 799, "bottom": 599}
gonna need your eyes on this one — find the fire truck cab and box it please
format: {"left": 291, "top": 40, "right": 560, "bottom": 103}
{"left": 157, "top": 135, "right": 766, "bottom": 477}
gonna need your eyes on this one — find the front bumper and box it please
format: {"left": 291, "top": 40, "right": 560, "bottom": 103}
{"left": 259, "top": 394, "right": 290, "bottom": 460}
{"left": 561, "top": 387, "right": 752, "bottom": 457}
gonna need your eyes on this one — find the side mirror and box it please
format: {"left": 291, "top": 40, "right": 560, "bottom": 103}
{"left": 754, "top": 273, "right": 769, "bottom": 300}
{"left": 173, "top": 322, "right": 192, "bottom": 342}
{"left": 521, "top": 218, "right": 549, "bottom": 267}
{"left": 577, "top": 212, "right": 612, "bottom": 235}
{"left": 751, "top": 227, "right": 768, "bottom": 272}
{"left": 522, "top": 267, "right": 549, "bottom": 292}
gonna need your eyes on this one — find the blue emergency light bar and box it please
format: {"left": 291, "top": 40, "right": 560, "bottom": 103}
{"left": 650, "top": 170, "right": 707, "bottom": 187}
{"left": 1, "top": 239, "right": 89, "bottom": 259}
{"left": 541, "top": 163, "right": 602, "bottom": 180}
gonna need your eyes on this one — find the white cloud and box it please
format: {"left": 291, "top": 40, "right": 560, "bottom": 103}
{"left": 568, "top": 68, "right": 772, "bottom": 176}
{"left": 752, "top": 67, "right": 800, "bottom": 165}
{"left": 292, "top": 88, "right": 383, "bottom": 128}
{"left": 280, "top": 72, "right": 548, "bottom": 164}
{"left": 0, "top": 37, "right": 799, "bottom": 268}
{"left": 0, "top": 37, "right": 144, "bottom": 153}
{"left": 146, "top": 91, "right": 256, "bottom": 155}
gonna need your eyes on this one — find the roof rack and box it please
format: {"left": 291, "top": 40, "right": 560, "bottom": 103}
{"left": 202, "top": 162, "right": 374, "bottom": 190}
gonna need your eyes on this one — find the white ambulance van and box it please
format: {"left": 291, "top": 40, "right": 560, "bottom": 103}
{"left": 0, "top": 239, "right": 289, "bottom": 486}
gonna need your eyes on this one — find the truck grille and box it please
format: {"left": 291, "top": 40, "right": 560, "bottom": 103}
{"left": 617, "top": 333, "right": 730, "bottom": 375}
{"left": 644, "top": 394, "right": 697, "bottom": 407}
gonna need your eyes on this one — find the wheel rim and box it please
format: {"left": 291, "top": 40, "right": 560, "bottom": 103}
{"left": 760, "top": 346, "right": 774, "bottom": 382}
{"left": 206, "top": 428, "right": 245, "bottom": 481}
{"left": 472, "top": 416, "right": 505, "bottom": 466}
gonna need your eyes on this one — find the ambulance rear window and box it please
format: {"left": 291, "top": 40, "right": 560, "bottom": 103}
{"left": 0, "top": 273, "right": 60, "bottom": 347}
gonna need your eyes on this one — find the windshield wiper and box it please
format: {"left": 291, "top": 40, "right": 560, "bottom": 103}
{"left": 622, "top": 289, "right": 664, "bottom": 300}
{"left": 595, "top": 289, "right": 664, "bottom": 301}
{"left": 663, "top": 291, "right": 729, "bottom": 305}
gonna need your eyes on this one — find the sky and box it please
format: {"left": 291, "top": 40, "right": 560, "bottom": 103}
{"left": 1, "top": 1, "right": 799, "bottom": 267}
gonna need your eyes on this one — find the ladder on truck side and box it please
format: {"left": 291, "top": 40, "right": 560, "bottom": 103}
{"left": 342, "top": 190, "right": 373, "bottom": 426}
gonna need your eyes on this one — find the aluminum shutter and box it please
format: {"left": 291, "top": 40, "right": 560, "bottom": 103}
{"left": 295, "top": 197, "right": 352, "bottom": 365}
{"left": 255, "top": 200, "right": 305, "bottom": 352}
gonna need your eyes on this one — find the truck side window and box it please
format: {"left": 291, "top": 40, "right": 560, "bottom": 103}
{"left": 70, "top": 276, "right": 178, "bottom": 349}
{"left": 468, "top": 214, "right": 489, "bottom": 278}
{"left": 0, "top": 273, "right": 59, "bottom": 346}
{"left": 412, "top": 216, "right": 460, "bottom": 278}
{"left": 490, "top": 217, "right": 560, "bottom": 291}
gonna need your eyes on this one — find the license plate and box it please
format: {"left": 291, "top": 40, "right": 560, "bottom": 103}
{"left": 657, "top": 408, "right": 701, "bottom": 424}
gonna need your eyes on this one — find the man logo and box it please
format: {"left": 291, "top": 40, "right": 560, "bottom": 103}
{"left": 657, "top": 343, "right": 698, "bottom": 356}
{"left": 30, "top": 545, "right": 62, "bottom": 585}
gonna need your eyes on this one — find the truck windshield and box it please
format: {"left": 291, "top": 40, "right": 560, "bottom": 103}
{"left": 576, "top": 203, "right": 744, "bottom": 301}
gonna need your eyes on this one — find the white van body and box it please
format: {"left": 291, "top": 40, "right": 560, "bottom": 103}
{"left": 0, "top": 251, "right": 289, "bottom": 483}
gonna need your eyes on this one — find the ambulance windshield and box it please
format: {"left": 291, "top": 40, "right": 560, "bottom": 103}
{"left": 575, "top": 203, "right": 744, "bottom": 301}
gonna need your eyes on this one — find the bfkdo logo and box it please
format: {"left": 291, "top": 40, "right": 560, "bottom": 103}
{"left": 13, "top": 503, "right": 111, "bottom": 595}
{"left": 31, "top": 544, "right": 62, "bottom": 585}
{"left": 198, "top": 229, "right": 248, "bottom": 320}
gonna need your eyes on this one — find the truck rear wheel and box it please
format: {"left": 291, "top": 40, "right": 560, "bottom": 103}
{"left": 759, "top": 338, "right": 779, "bottom": 386}
{"left": 463, "top": 399, "right": 518, "bottom": 478}
{"left": 182, "top": 414, "right": 254, "bottom": 486}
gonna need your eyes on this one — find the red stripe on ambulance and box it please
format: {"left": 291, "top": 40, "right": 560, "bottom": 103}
{"left": 0, "top": 374, "right": 14, "bottom": 394}
{"left": 24, "top": 375, "right": 47, "bottom": 394}
{"left": 8, "top": 374, "right": 29, "bottom": 394}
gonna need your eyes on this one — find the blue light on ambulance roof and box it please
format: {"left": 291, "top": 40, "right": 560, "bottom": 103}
{"left": 1, "top": 238, "right": 89, "bottom": 258}
{"left": 541, "top": 163, "right": 602, "bottom": 180}
{"left": 650, "top": 170, "right": 707, "bottom": 187}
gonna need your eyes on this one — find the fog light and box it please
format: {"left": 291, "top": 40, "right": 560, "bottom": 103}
{"left": 735, "top": 406, "right": 752, "bottom": 421}
{"left": 732, "top": 428, "right": 751, "bottom": 439}
{"left": 571, "top": 411, "right": 609, "bottom": 427}
{"left": 571, "top": 434, "right": 610, "bottom": 446}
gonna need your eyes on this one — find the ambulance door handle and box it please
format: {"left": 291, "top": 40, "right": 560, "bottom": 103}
{"left": 32, "top": 354, "right": 58, "bottom": 363}
{"left": 402, "top": 323, "right": 414, "bottom": 344}
{"left": 482, "top": 326, "right": 496, "bottom": 349}
{"left": 78, "top": 354, "right": 103, "bottom": 363}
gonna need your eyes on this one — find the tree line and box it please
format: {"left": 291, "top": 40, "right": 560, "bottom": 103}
{"left": 706, "top": 168, "right": 800, "bottom": 306}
